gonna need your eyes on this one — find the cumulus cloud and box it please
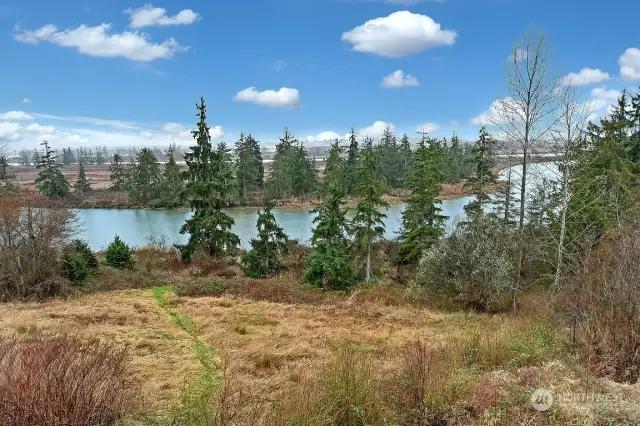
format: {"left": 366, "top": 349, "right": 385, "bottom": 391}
{"left": 415, "top": 122, "right": 439, "bottom": 133}
{"left": 381, "top": 69, "right": 420, "bottom": 88}
{"left": 234, "top": 87, "right": 300, "bottom": 108}
{"left": 0, "top": 122, "right": 22, "bottom": 141}
{"left": 584, "top": 87, "right": 621, "bottom": 122}
{"left": 21, "top": 98, "right": 31, "bottom": 104}
{"left": 470, "top": 98, "right": 524, "bottom": 126}
{"left": 14, "top": 23, "right": 187, "bottom": 62}
{"left": 358, "top": 121, "right": 395, "bottom": 138}
{"left": 306, "top": 131, "right": 343, "bottom": 143}
{"left": 0, "top": 111, "right": 33, "bottom": 120}
{"left": 561, "top": 68, "right": 610, "bottom": 87}
{"left": 341, "top": 11, "right": 456, "bottom": 58}
{"left": 124, "top": 4, "right": 200, "bottom": 29}
{"left": 26, "top": 123, "right": 55, "bottom": 134}
{"left": 620, "top": 48, "right": 640, "bottom": 81}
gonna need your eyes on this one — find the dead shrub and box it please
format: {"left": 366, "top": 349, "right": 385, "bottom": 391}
{"left": 0, "top": 334, "right": 135, "bottom": 426}
{"left": 174, "top": 276, "right": 230, "bottom": 297}
{"left": 0, "top": 194, "right": 78, "bottom": 300}
{"left": 561, "top": 223, "right": 640, "bottom": 383}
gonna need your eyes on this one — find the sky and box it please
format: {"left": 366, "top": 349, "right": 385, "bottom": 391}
{"left": 1, "top": 0, "right": 639, "bottom": 150}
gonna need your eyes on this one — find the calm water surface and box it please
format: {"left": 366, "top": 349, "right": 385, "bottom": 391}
{"left": 77, "top": 163, "right": 558, "bottom": 251}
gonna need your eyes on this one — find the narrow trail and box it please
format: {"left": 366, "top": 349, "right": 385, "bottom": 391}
{"left": 151, "top": 285, "right": 219, "bottom": 424}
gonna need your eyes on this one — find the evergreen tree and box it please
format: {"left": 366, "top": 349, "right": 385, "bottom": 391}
{"left": 109, "top": 154, "right": 127, "bottom": 191}
{"left": 377, "top": 124, "right": 401, "bottom": 188}
{"left": 324, "top": 139, "right": 345, "bottom": 192}
{"left": 73, "top": 162, "right": 92, "bottom": 196}
{"left": 242, "top": 199, "right": 289, "bottom": 278}
{"left": 177, "top": 97, "right": 240, "bottom": 261}
{"left": 350, "top": 138, "right": 389, "bottom": 282}
{"left": 493, "top": 166, "right": 518, "bottom": 226}
{"left": 235, "top": 132, "right": 264, "bottom": 203}
{"left": 304, "top": 182, "right": 355, "bottom": 289}
{"left": 345, "top": 128, "right": 359, "bottom": 194}
{"left": 161, "top": 144, "right": 183, "bottom": 206}
{"left": 215, "top": 141, "right": 238, "bottom": 206}
{"left": 464, "top": 126, "right": 497, "bottom": 219}
{"left": 130, "top": 148, "right": 161, "bottom": 203}
{"left": 61, "top": 147, "right": 75, "bottom": 166}
{"left": 35, "top": 140, "right": 70, "bottom": 198}
{"left": 32, "top": 149, "right": 40, "bottom": 166}
{"left": 0, "top": 156, "right": 16, "bottom": 188}
{"left": 399, "top": 134, "right": 447, "bottom": 263}
{"left": 95, "top": 147, "right": 106, "bottom": 165}
{"left": 267, "top": 128, "right": 295, "bottom": 198}
{"left": 398, "top": 134, "right": 413, "bottom": 187}
{"left": 267, "top": 128, "right": 316, "bottom": 198}
{"left": 18, "top": 149, "right": 30, "bottom": 166}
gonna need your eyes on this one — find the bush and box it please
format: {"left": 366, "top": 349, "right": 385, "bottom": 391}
{"left": 561, "top": 223, "right": 640, "bottom": 383}
{"left": 60, "top": 239, "right": 98, "bottom": 282}
{"left": 104, "top": 235, "right": 134, "bottom": 269}
{"left": 417, "top": 216, "right": 516, "bottom": 312}
{"left": 0, "top": 195, "right": 78, "bottom": 300}
{"left": 0, "top": 334, "right": 135, "bottom": 425}
{"left": 175, "top": 277, "right": 230, "bottom": 297}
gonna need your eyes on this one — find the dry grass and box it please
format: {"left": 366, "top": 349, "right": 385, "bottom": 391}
{"left": 0, "top": 334, "right": 134, "bottom": 425}
{"left": 0, "top": 286, "right": 639, "bottom": 424}
{"left": 0, "top": 290, "right": 201, "bottom": 415}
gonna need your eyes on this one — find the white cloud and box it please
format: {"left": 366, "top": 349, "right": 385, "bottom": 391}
{"left": 273, "top": 60, "right": 287, "bottom": 71}
{"left": 0, "top": 122, "right": 23, "bottom": 141}
{"left": 620, "top": 48, "right": 640, "bottom": 81}
{"left": 209, "top": 126, "right": 224, "bottom": 139}
{"left": 381, "top": 69, "right": 420, "bottom": 88}
{"left": 124, "top": 4, "right": 200, "bottom": 29}
{"left": 25, "top": 123, "right": 55, "bottom": 134}
{"left": 341, "top": 11, "right": 457, "bottom": 58}
{"left": 561, "top": 68, "right": 610, "bottom": 87}
{"left": 0, "top": 111, "right": 33, "bottom": 120}
{"left": 583, "top": 87, "right": 621, "bottom": 122}
{"left": 449, "top": 120, "right": 460, "bottom": 128}
{"left": 162, "top": 122, "right": 184, "bottom": 133}
{"left": 358, "top": 121, "right": 395, "bottom": 138}
{"left": 234, "top": 87, "right": 300, "bottom": 108}
{"left": 306, "top": 131, "right": 343, "bottom": 142}
{"left": 14, "top": 23, "right": 187, "bottom": 62}
{"left": 416, "top": 122, "right": 439, "bottom": 133}
{"left": 20, "top": 98, "right": 31, "bottom": 104}
{"left": 470, "top": 98, "right": 524, "bottom": 126}
{"left": 31, "top": 113, "right": 141, "bottom": 130}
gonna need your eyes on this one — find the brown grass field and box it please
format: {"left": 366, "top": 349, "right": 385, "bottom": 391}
{"left": 2, "top": 275, "right": 640, "bottom": 425}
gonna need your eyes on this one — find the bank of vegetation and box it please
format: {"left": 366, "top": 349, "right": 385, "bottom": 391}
{"left": 2, "top": 28, "right": 640, "bottom": 425}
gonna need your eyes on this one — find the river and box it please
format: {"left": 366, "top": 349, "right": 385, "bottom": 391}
{"left": 76, "top": 162, "right": 557, "bottom": 251}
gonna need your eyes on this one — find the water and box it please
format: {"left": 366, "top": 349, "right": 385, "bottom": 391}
{"left": 76, "top": 162, "right": 558, "bottom": 251}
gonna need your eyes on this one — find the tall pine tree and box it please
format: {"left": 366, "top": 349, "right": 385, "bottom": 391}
{"left": 109, "top": 154, "right": 127, "bottom": 191}
{"left": 177, "top": 98, "right": 240, "bottom": 261}
{"left": 305, "top": 182, "right": 355, "bottom": 289}
{"left": 35, "top": 141, "right": 70, "bottom": 199}
{"left": 464, "top": 126, "right": 496, "bottom": 220}
{"left": 161, "top": 144, "right": 183, "bottom": 206}
{"left": 73, "top": 162, "right": 92, "bottom": 196}
{"left": 350, "top": 137, "right": 389, "bottom": 282}
{"left": 345, "top": 128, "right": 359, "bottom": 194}
{"left": 235, "top": 132, "right": 264, "bottom": 204}
{"left": 130, "top": 148, "right": 161, "bottom": 203}
{"left": 399, "top": 134, "right": 447, "bottom": 263}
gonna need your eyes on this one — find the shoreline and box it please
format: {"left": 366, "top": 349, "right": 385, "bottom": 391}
{"left": 10, "top": 181, "right": 494, "bottom": 210}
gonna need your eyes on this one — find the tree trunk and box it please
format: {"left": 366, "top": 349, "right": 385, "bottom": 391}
{"left": 513, "top": 142, "right": 528, "bottom": 312}
{"left": 553, "top": 167, "right": 569, "bottom": 293}
{"left": 365, "top": 241, "right": 371, "bottom": 283}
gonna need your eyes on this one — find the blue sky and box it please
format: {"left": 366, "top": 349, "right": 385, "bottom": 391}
{"left": 1, "top": 0, "right": 639, "bottom": 149}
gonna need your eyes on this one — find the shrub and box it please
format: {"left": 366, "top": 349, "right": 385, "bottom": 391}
{"left": 417, "top": 216, "right": 516, "bottom": 312}
{"left": 175, "top": 277, "right": 230, "bottom": 297}
{"left": 561, "top": 223, "right": 640, "bottom": 383}
{"left": 0, "top": 195, "right": 77, "bottom": 300}
{"left": 104, "top": 235, "right": 134, "bottom": 269}
{"left": 0, "top": 334, "right": 135, "bottom": 425}
{"left": 60, "top": 239, "right": 98, "bottom": 282}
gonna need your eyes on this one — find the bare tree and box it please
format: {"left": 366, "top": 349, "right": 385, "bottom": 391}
{"left": 490, "top": 28, "right": 562, "bottom": 310}
{"left": 547, "top": 86, "right": 591, "bottom": 293}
